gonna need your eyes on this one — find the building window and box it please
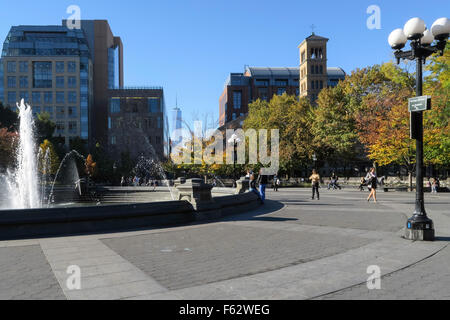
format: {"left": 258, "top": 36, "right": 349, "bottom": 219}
{"left": 258, "top": 88, "right": 268, "bottom": 101}
{"left": 7, "top": 76, "right": 16, "bottom": 88}
{"left": 110, "top": 98, "right": 121, "bottom": 113}
{"left": 7, "top": 92, "right": 16, "bottom": 105}
{"left": 277, "top": 88, "right": 286, "bottom": 96}
{"left": 44, "top": 92, "right": 53, "bottom": 103}
{"left": 311, "top": 81, "right": 315, "bottom": 90}
{"left": 311, "top": 65, "right": 315, "bottom": 74}
{"left": 233, "top": 91, "right": 241, "bottom": 110}
{"left": 255, "top": 79, "right": 269, "bottom": 87}
{"left": 156, "top": 136, "right": 161, "bottom": 145}
{"left": 111, "top": 136, "right": 116, "bottom": 145}
{"left": 19, "top": 76, "right": 28, "bottom": 88}
{"left": 68, "top": 121, "right": 77, "bottom": 134}
{"left": 44, "top": 106, "right": 53, "bottom": 117}
{"left": 19, "top": 62, "right": 28, "bottom": 73}
{"left": 19, "top": 91, "right": 29, "bottom": 102}
{"left": 33, "top": 62, "right": 52, "bottom": 88}
{"left": 32, "top": 106, "right": 41, "bottom": 117}
{"left": 315, "top": 66, "right": 319, "bottom": 74}
{"left": 68, "top": 106, "right": 77, "bottom": 118}
{"left": 56, "top": 76, "right": 65, "bottom": 88}
{"left": 232, "top": 113, "right": 236, "bottom": 120}
{"left": 56, "top": 62, "right": 65, "bottom": 73}
{"left": 320, "top": 65, "right": 323, "bottom": 74}
{"left": 67, "top": 62, "right": 76, "bottom": 73}
{"left": 7, "top": 61, "right": 16, "bottom": 73}
{"left": 32, "top": 92, "right": 41, "bottom": 104}
{"left": 108, "top": 47, "right": 118, "bottom": 89}
{"left": 320, "top": 80, "right": 323, "bottom": 89}
{"left": 275, "top": 79, "right": 288, "bottom": 87}
{"left": 56, "top": 122, "right": 65, "bottom": 134}
{"left": 68, "top": 92, "right": 77, "bottom": 103}
{"left": 56, "top": 92, "right": 65, "bottom": 104}
{"left": 56, "top": 107, "right": 65, "bottom": 119}
{"left": 80, "top": 93, "right": 88, "bottom": 103}
{"left": 68, "top": 76, "right": 76, "bottom": 88}
{"left": 157, "top": 116, "right": 161, "bottom": 129}
{"left": 148, "top": 98, "right": 161, "bottom": 113}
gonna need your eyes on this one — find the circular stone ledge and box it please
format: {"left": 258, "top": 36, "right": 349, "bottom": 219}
{"left": 0, "top": 192, "right": 262, "bottom": 240}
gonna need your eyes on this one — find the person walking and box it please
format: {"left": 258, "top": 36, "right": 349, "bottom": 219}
{"left": 273, "top": 176, "right": 280, "bottom": 192}
{"left": 310, "top": 169, "right": 321, "bottom": 200}
{"left": 256, "top": 169, "right": 269, "bottom": 204}
{"left": 366, "top": 167, "right": 378, "bottom": 203}
{"left": 431, "top": 178, "right": 438, "bottom": 194}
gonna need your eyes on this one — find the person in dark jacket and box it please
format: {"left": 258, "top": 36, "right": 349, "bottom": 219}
{"left": 256, "top": 169, "right": 269, "bottom": 203}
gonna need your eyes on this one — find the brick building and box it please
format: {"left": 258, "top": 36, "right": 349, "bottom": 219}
{"left": 219, "top": 33, "right": 346, "bottom": 126}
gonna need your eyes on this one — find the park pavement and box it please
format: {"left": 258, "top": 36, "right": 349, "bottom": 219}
{"left": 0, "top": 187, "right": 449, "bottom": 300}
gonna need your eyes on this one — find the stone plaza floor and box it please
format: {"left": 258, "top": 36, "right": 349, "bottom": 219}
{"left": 0, "top": 188, "right": 449, "bottom": 300}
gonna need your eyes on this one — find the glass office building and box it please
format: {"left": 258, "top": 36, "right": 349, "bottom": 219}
{"left": 0, "top": 25, "right": 93, "bottom": 145}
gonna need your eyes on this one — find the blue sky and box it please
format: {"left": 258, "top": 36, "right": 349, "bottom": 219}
{"left": 1, "top": 0, "right": 448, "bottom": 128}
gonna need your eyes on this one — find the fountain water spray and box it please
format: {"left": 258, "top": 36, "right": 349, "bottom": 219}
{"left": 4, "top": 100, "right": 40, "bottom": 209}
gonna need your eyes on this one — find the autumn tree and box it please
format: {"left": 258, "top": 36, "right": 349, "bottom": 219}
{"left": 38, "top": 139, "right": 60, "bottom": 175}
{"left": 85, "top": 154, "right": 97, "bottom": 178}
{"left": 0, "top": 128, "right": 18, "bottom": 169}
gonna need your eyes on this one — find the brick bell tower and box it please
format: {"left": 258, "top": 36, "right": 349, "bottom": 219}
{"left": 298, "top": 33, "right": 329, "bottom": 103}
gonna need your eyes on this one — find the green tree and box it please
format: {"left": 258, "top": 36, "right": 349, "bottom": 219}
{"left": 244, "top": 94, "right": 314, "bottom": 177}
{"left": 35, "top": 112, "right": 56, "bottom": 143}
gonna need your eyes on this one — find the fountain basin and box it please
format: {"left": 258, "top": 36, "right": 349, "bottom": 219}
{"left": 0, "top": 191, "right": 261, "bottom": 240}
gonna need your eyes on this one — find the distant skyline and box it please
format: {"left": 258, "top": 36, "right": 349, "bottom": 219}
{"left": 1, "top": 0, "right": 448, "bottom": 128}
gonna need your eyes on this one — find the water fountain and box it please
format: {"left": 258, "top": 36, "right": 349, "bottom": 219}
{"left": 2, "top": 100, "right": 40, "bottom": 209}
{"left": 0, "top": 100, "right": 259, "bottom": 240}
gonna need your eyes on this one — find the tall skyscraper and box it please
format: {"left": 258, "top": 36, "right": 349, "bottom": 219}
{"left": 171, "top": 106, "right": 183, "bottom": 146}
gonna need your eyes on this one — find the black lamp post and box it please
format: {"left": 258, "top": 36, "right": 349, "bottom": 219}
{"left": 312, "top": 153, "right": 317, "bottom": 170}
{"left": 228, "top": 134, "right": 242, "bottom": 182}
{"left": 388, "top": 17, "right": 449, "bottom": 241}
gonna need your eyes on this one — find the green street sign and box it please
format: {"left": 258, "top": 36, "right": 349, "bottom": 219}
{"left": 409, "top": 96, "right": 431, "bottom": 112}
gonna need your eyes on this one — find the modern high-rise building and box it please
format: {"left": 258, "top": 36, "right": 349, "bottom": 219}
{"left": 171, "top": 106, "right": 183, "bottom": 146}
{"left": 75, "top": 20, "right": 124, "bottom": 146}
{"left": 107, "top": 88, "right": 169, "bottom": 161}
{"left": 0, "top": 20, "right": 123, "bottom": 146}
{"left": 0, "top": 25, "right": 93, "bottom": 145}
